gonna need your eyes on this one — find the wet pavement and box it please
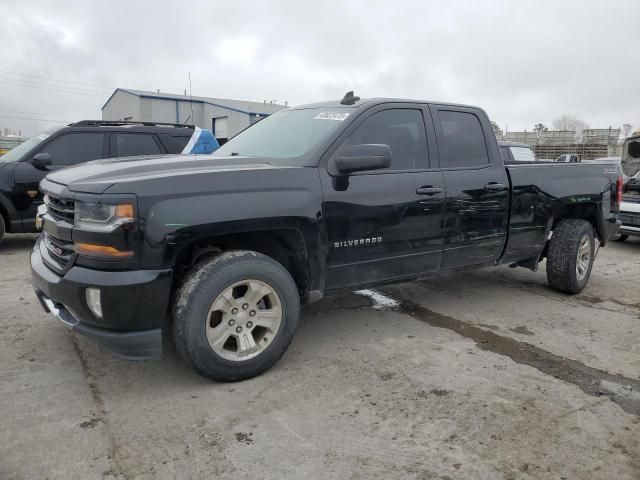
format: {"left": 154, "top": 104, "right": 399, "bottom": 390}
{"left": 1, "top": 234, "right": 639, "bottom": 479}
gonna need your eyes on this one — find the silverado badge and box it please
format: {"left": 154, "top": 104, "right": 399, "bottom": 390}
{"left": 334, "top": 236, "right": 382, "bottom": 248}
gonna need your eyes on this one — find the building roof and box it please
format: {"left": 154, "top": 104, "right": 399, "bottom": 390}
{"left": 102, "top": 88, "right": 286, "bottom": 116}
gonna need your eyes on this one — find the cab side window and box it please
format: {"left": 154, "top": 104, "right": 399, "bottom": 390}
{"left": 40, "top": 133, "right": 106, "bottom": 166}
{"left": 348, "top": 109, "right": 428, "bottom": 171}
{"left": 437, "top": 110, "right": 489, "bottom": 168}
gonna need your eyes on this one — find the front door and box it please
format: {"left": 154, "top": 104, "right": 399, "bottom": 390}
{"left": 13, "top": 132, "right": 107, "bottom": 229}
{"left": 430, "top": 106, "right": 509, "bottom": 269}
{"left": 320, "top": 106, "right": 445, "bottom": 290}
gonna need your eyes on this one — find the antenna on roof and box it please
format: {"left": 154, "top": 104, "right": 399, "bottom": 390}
{"left": 340, "top": 91, "right": 360, "bottom": 105}
{"left": 188, "top": 72, "right": 194, "bottom": 126}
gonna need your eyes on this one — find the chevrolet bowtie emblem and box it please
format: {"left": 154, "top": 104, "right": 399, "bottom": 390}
{"left": 27, "top": 190, "right": 38, "bottom": 198}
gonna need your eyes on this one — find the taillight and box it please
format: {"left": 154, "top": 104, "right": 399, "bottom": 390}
{"left": 616, "top": 176, "right": 623, "bottom": 209}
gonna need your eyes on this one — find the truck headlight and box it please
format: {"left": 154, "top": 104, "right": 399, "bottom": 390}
{"left": 74, "top": 201, "right": 135, "bottom": 232}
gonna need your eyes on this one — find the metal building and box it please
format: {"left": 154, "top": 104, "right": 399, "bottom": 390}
{"left": 102, "top": 88, "right": 286, "bottom": 143}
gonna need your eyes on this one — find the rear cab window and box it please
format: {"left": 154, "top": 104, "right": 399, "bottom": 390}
{"left": 509, "top": 146, "right": 535, "bottom": 162}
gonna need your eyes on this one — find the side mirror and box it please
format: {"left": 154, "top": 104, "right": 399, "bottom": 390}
{"left": 334, "top": 144, "right": 391, "bottom": 174}
{"left": 31, "top": 152, "right": 52, "bottom": 170}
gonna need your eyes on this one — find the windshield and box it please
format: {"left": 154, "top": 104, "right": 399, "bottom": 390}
{"left": 0, "top": 129, "right": 57, "bottom": 163}
{"left": 509, "top": 146, "right": 536, "bottom": 162}
{"left": 213, "top": 107, "right": 355, "bottom": 159}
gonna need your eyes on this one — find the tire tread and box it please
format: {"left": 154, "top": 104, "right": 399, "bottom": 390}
{"left": 546, "top": 219, "right": 594, "bottom": 294}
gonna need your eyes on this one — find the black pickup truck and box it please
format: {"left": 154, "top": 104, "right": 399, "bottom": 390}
{"left": 31, "top": 93, "right": 623, "bottom": 381}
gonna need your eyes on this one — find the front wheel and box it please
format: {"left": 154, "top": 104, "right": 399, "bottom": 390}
{"left": 172, "top": 250, "right": 300, "bottom": 382}
{"left": 546, "top": 219, "right": 595, "bottom": 294}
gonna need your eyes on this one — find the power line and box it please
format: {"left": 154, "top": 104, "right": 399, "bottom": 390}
{"left": 0, "top": 78, "right": 109, "bottom": 97}
{"left": 0, "top": 69, "right": 114, "bottom": 91}
{"left": 0, "top": 114, "right": 74, "bottom": 123}
{"left": 0, "top": 77, "right": 110, "bottom": 94}
{"left": 1, "top": 109, "right": 80, "bottom": 118}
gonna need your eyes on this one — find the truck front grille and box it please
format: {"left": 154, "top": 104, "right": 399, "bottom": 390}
{"left": 44, "top": 194, "right": 75, "bottom": 223}
{"left": 43, "top": 233, "right": 74, "bottom": 269}
{"left": 42, "top": 192, "right": 75, "bottom": 272}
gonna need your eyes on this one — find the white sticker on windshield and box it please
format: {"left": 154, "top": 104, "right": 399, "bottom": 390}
{"left": 314, "top": 112, "right": 350, "bottom": 121}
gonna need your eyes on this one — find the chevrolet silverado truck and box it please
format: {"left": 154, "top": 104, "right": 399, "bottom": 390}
{"left": 31, "top": 93, "right": 623, "bottom": 381}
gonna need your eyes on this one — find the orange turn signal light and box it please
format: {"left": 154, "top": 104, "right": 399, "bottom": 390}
{"left": 115, "top": 203, "right": 135, "bottom": 218}
{"left": 75, "top": 242, "right": 133, "bottom": 258}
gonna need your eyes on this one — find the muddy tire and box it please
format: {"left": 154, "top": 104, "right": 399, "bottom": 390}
{"left": 172, "top": 250, "right": 300, "bottom": 382}
{"left": 546, "top": 219, "right": 595, "bottom": 294}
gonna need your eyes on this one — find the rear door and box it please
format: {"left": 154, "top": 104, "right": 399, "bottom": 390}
{"left": 431, "top": 106, "right": 509, "bottom": 269}
{"left": 320, "top": 104, "right": 446, "bottom": 290}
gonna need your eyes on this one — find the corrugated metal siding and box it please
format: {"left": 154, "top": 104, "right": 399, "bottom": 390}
{"left": 102, "top": 90, "right": 141, "bottom": 121}
{"left": 118, "top": 88, "right": 285, "bottom": 114}
{"left": 203, "top": 104, "right": 251, "bottom": 138}
{"left": 146, "top": 98, "right": 176, "bottom": 123}
{"left": 104, "top": 92, "right": 260, "bottom": 137}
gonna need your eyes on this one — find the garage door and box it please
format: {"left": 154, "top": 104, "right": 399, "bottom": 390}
{"left": 212, "top": 117, "right": 228, "bottom": 140}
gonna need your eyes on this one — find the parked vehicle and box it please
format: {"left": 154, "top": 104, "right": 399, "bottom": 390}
{"left": 31, "top": 94, "right": 622, "bottom": 381}
{"left": 616, "top": 136, "right": 640, "bottom": 241}
{"left": 498, "top": 141, "right": 537, "bottom": 163}
{"left": 0, "top": 120, "right": 209, "bottom": 243}
{"left": 555, "top": 154, "right": 581, "bottom": 163}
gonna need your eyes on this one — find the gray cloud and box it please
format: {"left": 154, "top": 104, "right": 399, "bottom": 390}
{"left": 1, "top": 0, "right": 638, "bottom": 136}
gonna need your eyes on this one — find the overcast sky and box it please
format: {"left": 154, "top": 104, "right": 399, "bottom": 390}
{"left": 1, "top": 0, "right": 638, "bottom": 136}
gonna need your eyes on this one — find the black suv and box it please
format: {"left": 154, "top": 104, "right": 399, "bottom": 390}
{"left": 0, "top": 120, "right": 194, "bottom": 242}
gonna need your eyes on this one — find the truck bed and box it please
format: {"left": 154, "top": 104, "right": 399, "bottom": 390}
{"left": 502, "top": 162, "right": 619, "bottom": 264}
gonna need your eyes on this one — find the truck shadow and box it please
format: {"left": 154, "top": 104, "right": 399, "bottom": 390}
{"left": 0, "top": 234, "right": 38, "bottom": 255}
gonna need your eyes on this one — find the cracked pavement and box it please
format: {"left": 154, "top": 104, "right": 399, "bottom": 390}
{"left": 1, "top": 234, "right": 639, "bottom": 479}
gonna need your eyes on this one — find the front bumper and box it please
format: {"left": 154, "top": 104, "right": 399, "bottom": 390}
{"left": 31, "top": 237, "right": 173, "bottom": 360}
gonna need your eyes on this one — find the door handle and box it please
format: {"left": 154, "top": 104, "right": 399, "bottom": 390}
{"left": 416, "top": 186, "right": 443, "bottom": 195}
{"left": 484, "top": 183, "right": 505, "bottom": 191}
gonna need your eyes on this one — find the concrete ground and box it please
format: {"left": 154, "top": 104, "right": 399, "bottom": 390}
{"left": 1, "top": 234, "right": 639, "bottom": 480}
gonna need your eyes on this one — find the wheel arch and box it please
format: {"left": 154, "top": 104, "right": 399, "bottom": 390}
{"left": 0, "top": 193, "right": 13, "bottom": 233}
{"left": 173, "top": 227, "right": 312, "bottom": 299}
{"left": 551, "top": 201, "right": 609, "bottom": 246}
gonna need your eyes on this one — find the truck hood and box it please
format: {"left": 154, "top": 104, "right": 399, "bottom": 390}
{"left": 44, "top": 154, "right": 288, "bottom": 194}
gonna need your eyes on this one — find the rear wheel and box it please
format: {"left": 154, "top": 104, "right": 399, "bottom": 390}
{"left": 172, "top": 250, "right": 300, "bottom": 381}
{"left": 0, "top": 215, "right": 5, "bottom": 244}
{"left": 546, "top": 219, "right": 595, "bottom": 294}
